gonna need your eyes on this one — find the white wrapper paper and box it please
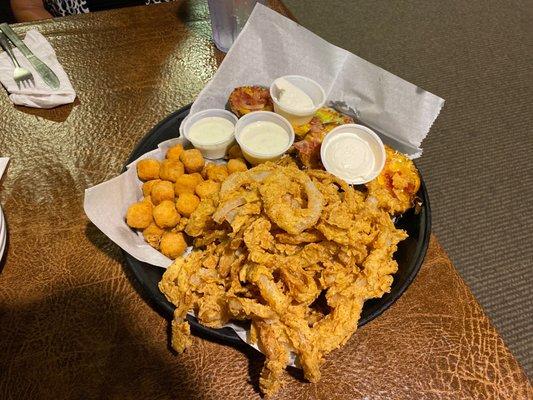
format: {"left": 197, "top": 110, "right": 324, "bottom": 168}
{"left": 192, "top": 4, "right": 444, "bottom": 157}
{"left": 84, "top": 4, "right": 444, "bottom": 365}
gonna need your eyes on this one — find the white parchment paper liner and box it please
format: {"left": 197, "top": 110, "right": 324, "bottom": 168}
{"left": 191, "top": 4, "right": 444, "bottom": 157}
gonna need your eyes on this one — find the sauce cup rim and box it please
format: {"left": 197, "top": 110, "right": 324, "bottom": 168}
{"left": 269, "top": 75, "right": 326, "bottom": 117}
{"left": 181, "top": 109, "right": 238, "bottom": 147}
{"left": 234, "top": 111, "right": 295, "bottom": 158}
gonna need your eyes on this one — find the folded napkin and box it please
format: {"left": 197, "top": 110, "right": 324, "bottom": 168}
{"left": 0, "top": 29, "right": 76, "bottom": 108}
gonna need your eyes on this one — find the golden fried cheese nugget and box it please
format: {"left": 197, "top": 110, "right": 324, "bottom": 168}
{"left": 160, "top": 231, "right": 187, "bottom": 259}
{"left": 153, "top": 200, "right": 181, "bottom": 228}
{"left": 176, "top": 193, "right": 200, "bottom": 217}
{"left": 195, "top": 180, "right": 220, "bottom": 199}
{"left": 180, "top": 149, "right": 205, "bottom": 173}
{"left": 159, "top": 159, "right": 185, "bottom": 182}
{"left": 151, "top": 180, "right": 175, "bottom": 205}
{"left": 166, "top": 144, "right": 184, "bottom": 161}
{"left": 136, "top": 158, "right": 160, "bottom": 181}
{"left": 174, "top": 174, "right": 200, "bottom": 196}
{"left": 205, "top": 164, "right": 229, "bottom": 182}
{"left": 142, "top": 179, "right": 161, "bottom": 197}
{"left": 227, "top": 158, "right": 248, "bottom": 174}
{"left": 126, "top": 201, "right": 153, "bottom": 229}
{"left": 143, "top": 222, "right": 165, "bottom": 249}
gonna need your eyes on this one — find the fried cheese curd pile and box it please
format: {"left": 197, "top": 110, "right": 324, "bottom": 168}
{"left": 125, "top": 144, "right": 249, "bottom": 259}
{"left": 292, "top": 107, "right": 355, "bottom": 168}
{"left": 159, "top": 160, "right": 410, "bottom": 396}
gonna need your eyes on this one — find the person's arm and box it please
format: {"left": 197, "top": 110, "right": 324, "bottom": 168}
{"left": 10, "top": 0, "right": 53, "bottom": 22}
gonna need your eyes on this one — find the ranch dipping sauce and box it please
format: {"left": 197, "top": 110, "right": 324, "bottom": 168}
{"left": 234, "top": 111, "right": 295, "bottom": 165}
{"left": 321, "top": 124, "right": 386, "bottom": 185}
{"left": 187, "top": 116, "right": 235, "bottom": 145}
{"left": 275, "top": 78, "right": 315, "bottom": 113}
{"left": 270, "top": 75, "right": 326, "bottom": 126}
{"left": 323, "top": 133, "right": 374, "bottom": 180}
{"left": 239, "top": 121, "right": 290, "bottom": 155}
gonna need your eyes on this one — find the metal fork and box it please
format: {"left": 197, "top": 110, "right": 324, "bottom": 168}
{"left": 0, "top": 31, "right": 33, "bottom": 87}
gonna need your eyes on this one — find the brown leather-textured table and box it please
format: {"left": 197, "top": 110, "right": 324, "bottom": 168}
{"left": 0, "top": 2, "right": 530, "bottom": 399}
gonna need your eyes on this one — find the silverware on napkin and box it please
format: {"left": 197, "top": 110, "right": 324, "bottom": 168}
{"left": 0, "top": 31, "right": 33, "bottom": 87}
{"left": 0, "top": 23, "right": 60, "bottom": 90}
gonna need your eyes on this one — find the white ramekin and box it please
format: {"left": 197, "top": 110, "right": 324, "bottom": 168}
{"left": 321, "top": 124, "right": 386, "bottom": 185}
{"left": 180, "top": 109, "right": 238, "bottom": 160}
{"left": 234, "top": 111, "right": 295, "bottom": 165}
{"left": 269, "top": 75, "right": 326, "bottom": 126}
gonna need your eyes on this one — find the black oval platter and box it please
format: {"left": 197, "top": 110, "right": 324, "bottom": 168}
{"left": 123, "top": 104, "right": 431, "bottom": 347}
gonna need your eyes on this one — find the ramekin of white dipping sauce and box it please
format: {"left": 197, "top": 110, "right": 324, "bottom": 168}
{"left": 269, "top": 75, "right": 326, "bottom": 126}
{"left": 234, "top": 111, "right": 295, "bottom": 165}
{"left": 181, "top": 109, "right": 238, "bottom": 159}
{"left": 321, "top": 124, "right": 386, "bottom": 185}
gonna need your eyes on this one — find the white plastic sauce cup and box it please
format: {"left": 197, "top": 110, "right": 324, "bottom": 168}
{"left": 269, "top": 75, "right": 326, "bottom": 126}
{"left": 321, "top": 124, "right": 386, "bottom": 185}
{"left": 234, "top": 111, "right": 295, "bottom": 165}
{"left": 180, "top": 109, "right": 238, "bottom": 160}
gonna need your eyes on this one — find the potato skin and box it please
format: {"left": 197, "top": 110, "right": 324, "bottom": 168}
{"left": 137, "top": 159, "right": 160, "bottom": 181}
{"left": 126, "top": 201, "right": 153, "bottom": 229}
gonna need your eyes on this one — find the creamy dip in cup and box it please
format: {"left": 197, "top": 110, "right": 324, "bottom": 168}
{"left": 235, "top": 111, "right": 295, "bottom": 165}
{"left": 321, "top": 124, "right": 386, "bottom": 185}
{"left": 270, "top": 75, "right": 325, "bottom": 126}
{"left": 181, "top": 109, "right": 238, "bottom": 159}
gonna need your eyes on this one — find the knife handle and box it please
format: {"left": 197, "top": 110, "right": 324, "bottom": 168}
{"left": 0, "top": 24, "right": 33, "bottom": 60}
{"left": 0, "top": 32, "right": 20, "bottom": 68}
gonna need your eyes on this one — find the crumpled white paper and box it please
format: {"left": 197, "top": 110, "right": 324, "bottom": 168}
{"left": 192, "top": 3, "right": 444, "bottom": 157}
{"left": 84, "top": 3, "right": 444, "bottom": 365}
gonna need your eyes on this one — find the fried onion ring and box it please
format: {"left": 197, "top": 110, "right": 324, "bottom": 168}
{"left": 259, "top": 167, "right": 323, "bottom": 235}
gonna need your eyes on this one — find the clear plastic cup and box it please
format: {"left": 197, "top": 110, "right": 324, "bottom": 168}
{"left": 181, "top": 109, "right": 238, "bottom": 160}
{"left": 269, "top": 75, "right": 326, "bottom": 126}
{"left": 234, "top": 111, "right": 295, "bottom": 165}
{"left": 321, "top": 124, "right": 386, "bottom": 185}
{"left": 207, "top": 0, "right": 266, "bottom": 53}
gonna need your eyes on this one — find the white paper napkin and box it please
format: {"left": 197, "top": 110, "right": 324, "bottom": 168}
{"left": 0, "top": 157, "right": 9, "bottom": 180}
{"left": 0, "top": 29, "right": 76, "bottom": 108}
